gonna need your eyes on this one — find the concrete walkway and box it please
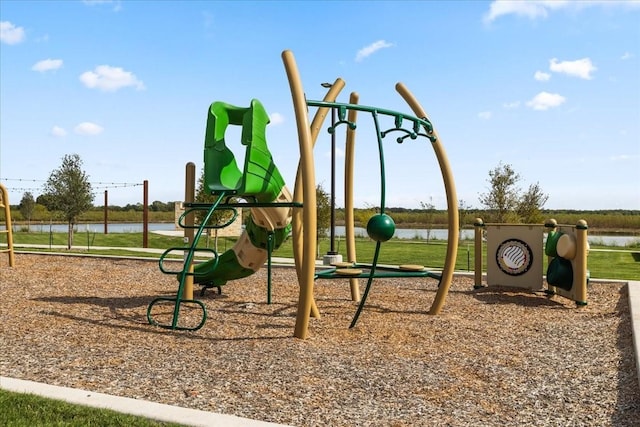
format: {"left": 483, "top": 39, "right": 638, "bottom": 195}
{"left": 12, "top": 243, "right": 167, "bottom": 254}
{"left": 2, "top": 246, "right": 639, "bottom": 425}
{"left": 9, "top": 243, "right": 321, "bottom": 267}
{"left": 627, "top": 280, "right": 640, "bottom": 388}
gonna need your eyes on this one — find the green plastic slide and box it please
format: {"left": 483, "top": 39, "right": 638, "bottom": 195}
{"left": 203, "top": 99, "right": 286, "bottom": 203}
{"left": 193, "top": 99, "right": 292, "bottom": 287}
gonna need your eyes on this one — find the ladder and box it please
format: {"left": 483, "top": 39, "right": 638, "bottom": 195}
{"left": 147, "top": 195, "right": 228, "bottom": 331}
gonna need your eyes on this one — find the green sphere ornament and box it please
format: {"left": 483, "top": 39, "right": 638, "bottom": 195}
{"left": 366, "top": 213, "right": 396, "bottom": 242}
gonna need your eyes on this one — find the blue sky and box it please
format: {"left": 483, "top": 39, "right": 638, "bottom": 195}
{"left": 1, "top": 0, "right": 639, "bottom": 211}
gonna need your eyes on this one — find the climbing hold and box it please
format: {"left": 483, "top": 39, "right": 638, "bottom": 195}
{"left": 556, "top": 233, "right": 577, "bottom": 260}
{"left": 547, "top": 257, "right": 573, "bottom": 290}
{"left": 366, "top": 213, "right": 396, "bottom": 242}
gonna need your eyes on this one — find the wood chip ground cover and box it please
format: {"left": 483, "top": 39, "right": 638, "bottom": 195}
{"left": 0, "top": 254, "right": 638, "bottom": 426}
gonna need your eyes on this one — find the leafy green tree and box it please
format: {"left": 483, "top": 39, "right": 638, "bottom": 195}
{"left": 479, "top": 162, "right": 548, "bottom": 223}
{"left": 479, "top": 162, "right": 521, "bottom": 223}
{"left": 517, "top": 182, "right": 549, "bottom": 223}
{"left": 19, "top": 192, "right": 36, "bottom": 231}
{"left": 149, "top": 200, "right": 164, "bottom": 212}
{"left": 41, "top": 154, "right": 94, "bottom": 248}
{"left": 36, "top": 193, "right": 55, "bottom": 209}
{"left": 148, "top": 200, "right": 175, "bottom": 212}
{"left": 123, "top": 203, "right": 143, "bottom": 212}
{"left": 33, "top": 203, "right": 49, "bottom": 221}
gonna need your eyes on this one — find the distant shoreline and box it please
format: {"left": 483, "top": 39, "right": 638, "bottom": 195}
{"left": 11, "top": 220, "right": 640, "bottom": 236}
{"left": 8, "top": 220, "right": 640, "bottom": 236}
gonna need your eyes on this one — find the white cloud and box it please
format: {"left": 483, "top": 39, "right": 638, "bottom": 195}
{"left": 483, "top": 0, "right": 640, "bottom": 23}
{"left": 83, "top": 0, "right": 122, "bottom": 12}
{"left": 79, "top": 65, "right": 145, "bottom": 92}
{"left": 609, "top": 154, "right": 638, "bottom": 161}
{"left": 1, "top": 21, "right": 26, "bottom": 45}
{"left": 32, "top": 59, "right": 63, "bottom": 72}
{"left": 526, "top": 91, "right": 566, "bottom": 110}
{"left": 549, "top": 57, "right": 597, "bottom": 80}
{"left": 534, "top": 71, "right": 551, "bottom": 81}
{"left": 621, "top": 52, "right": 634, "bottom": 60}
{"left": 478, "top": 111, "right": 492, "bottom": 120}
{"left": 325, "top": 147, "right": 345, "bottom": 159}
{"left": 503, "top": 101, "right": 521, "bottom": 109}
{"left": 269, "top": 112, "right": 285, "bottom": 125}
{"left": 74, "top": 122, "right": 104, "bottom": 135}
{"left": 355, "top": 40, "right": 393, "bottom": 62}
{"left": 483, "top": 0, "right": 567, "bottom": 23}
{"left": 50, "top": 126, "right": 67, "bottom": 137}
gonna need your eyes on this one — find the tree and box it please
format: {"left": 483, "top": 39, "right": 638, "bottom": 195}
{"left": 19, "top": 192, "right": 36, "bottom": 231}
{"left": 478, "top": 162, "right": 521, "bottom": 223}
{"left": 41, "top": 154, "right": 94, "bottom": 248}
{"left": 517, "top": 182, "right": 549, "bottom": 223}
{"left": 148, "top": 200, "right": 175, "bottom": 212}
{"left": 316, "top": 184, "right": 331, "bottom": 257}
{"left": 36, "top": 193, "right": 55, "bottom": 209}
{"left": 123, "top": 203, "right": 143, "bottom": 212}
{"left": 149, "top": 200, "right": 166, "bottom": 212}
{"left": 478, "top": 162, "right": 548, "bottom": 223}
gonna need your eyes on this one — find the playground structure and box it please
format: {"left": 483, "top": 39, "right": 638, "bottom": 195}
{"left": 473, "top": 218, "right": 589, "bottom": 305}
{"left": 0, "top": 183, "right": 15, "bottom": 267}
{"left": 147, "top": 50, "right": 459, "bottom": 339}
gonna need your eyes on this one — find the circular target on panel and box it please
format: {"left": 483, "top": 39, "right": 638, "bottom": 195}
{"left": 495, "top": 238, "right": 533, "bottom": 276}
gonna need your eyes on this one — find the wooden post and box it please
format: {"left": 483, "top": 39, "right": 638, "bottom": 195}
{"left": 142, "top": 180, "right": 149, "bottom": 248}
{"left": 103, "top": 190, "right": 108, "bottom": 235}
{"left": 182, "top": 163, "right": 196, "bottom": 300}
{"left": 0, "top": 183, "right": 15, "bottom": 267}
{"left": 574, "top": 220, "right": 589, "bottom": 305}
{"left": 474, "top": 218, "right": 484, "bottom": 288}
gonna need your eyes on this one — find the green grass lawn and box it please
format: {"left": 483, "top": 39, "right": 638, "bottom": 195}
{"left": 5, "top": 231, "right": 639, "bottom": 281}
{"left": 0, "top": 389, "right": 185, "bottom": 427}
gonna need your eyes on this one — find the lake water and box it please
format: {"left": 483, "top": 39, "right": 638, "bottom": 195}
{"left": 16, "top": 222, "right": 640, "bottom": 247}
{"left": 21, "top": 222, "right": 174, "bottom": 234}
{"left": 332, "top": 226, "right": 638, "bottom": 247}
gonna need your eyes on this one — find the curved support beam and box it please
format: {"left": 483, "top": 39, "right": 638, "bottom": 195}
{"left": 292, "top": 80, "right": 345, "bottom": 280}
{"left": 345, "top": 92, "right": 360, "bottom": 302}
{"left": 282, "top": 50, "right": 319, "bottom": 339}
{"left": 291, "top": 77, "right": 345, "bottom": 318}
{"left": 310, "top": 79, "right": 346, "bottom": 146}
{"left": 395, "top": 82, "right": 459, "bottom": 315}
